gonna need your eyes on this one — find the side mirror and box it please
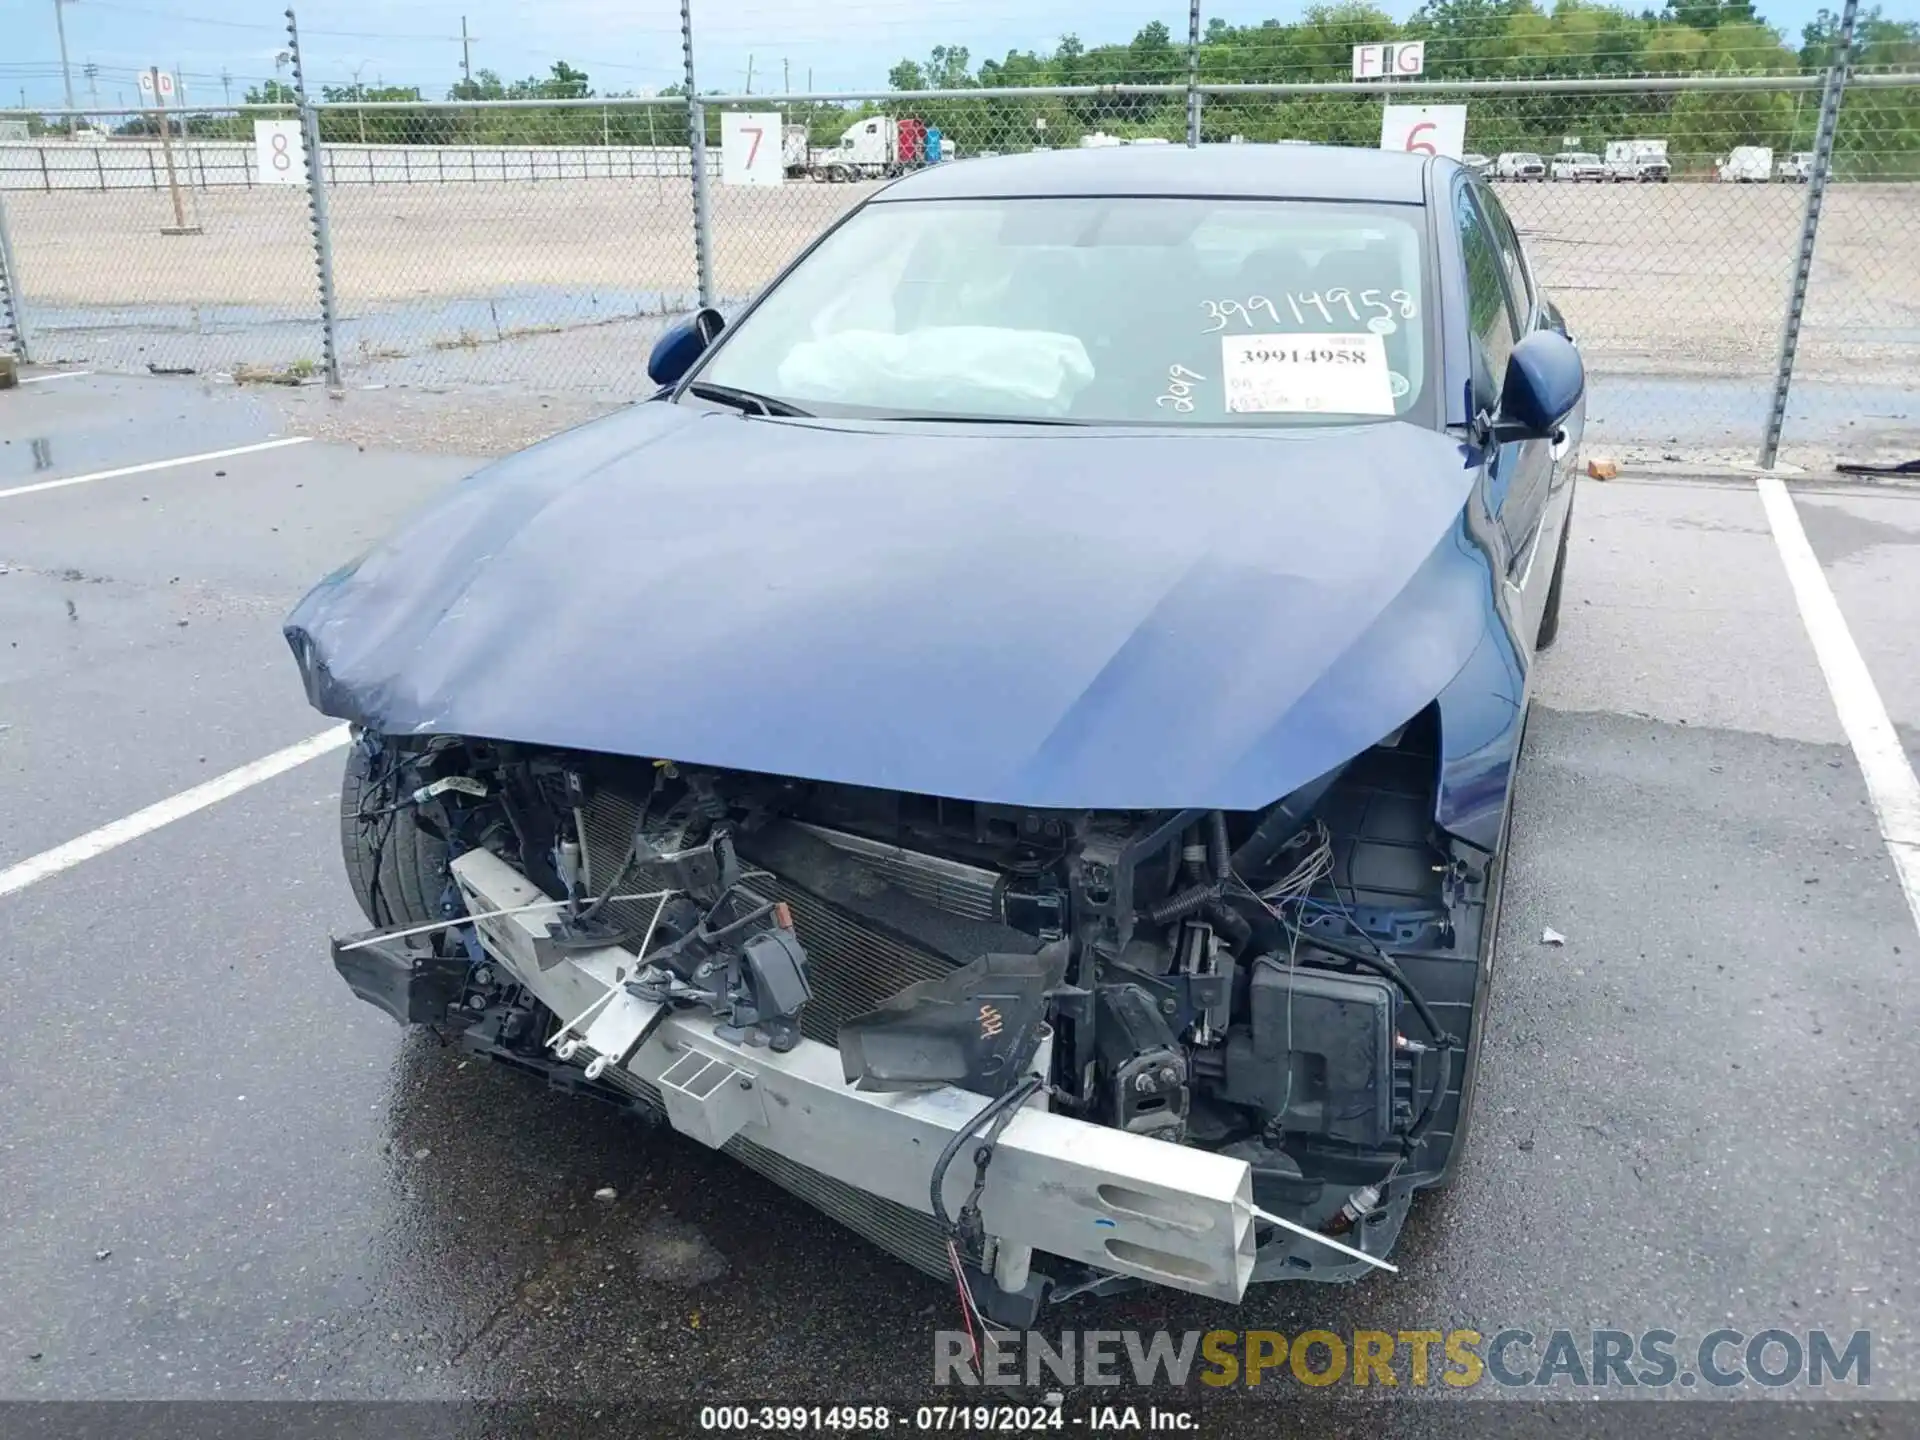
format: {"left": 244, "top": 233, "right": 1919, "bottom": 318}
{"left": 647, "top": 306, "right": 726, "bottom": 387}
{"left": 1489, "top": 329, "right": 1584, "bottom": 442}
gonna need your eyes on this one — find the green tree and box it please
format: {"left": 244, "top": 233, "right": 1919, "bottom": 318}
{"left": 1663, "top": 0, "right": 1760, "bottom": 31}
{"left": 448, "top": 68, "right": 507, "bottom": 101}
{"left": 546, "top": 61, "right": 591, "bottom": 98}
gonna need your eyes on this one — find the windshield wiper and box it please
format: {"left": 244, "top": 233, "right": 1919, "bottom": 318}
{"left": 883, "top": 413, "right": 1087, "bottom": 426}
{"left": 685, "top": 381, "right": 812, "bottom": 418}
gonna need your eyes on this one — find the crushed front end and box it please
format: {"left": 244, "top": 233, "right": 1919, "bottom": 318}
{"left": 330, "top": 709, "right": 1493, "bottom": 1318}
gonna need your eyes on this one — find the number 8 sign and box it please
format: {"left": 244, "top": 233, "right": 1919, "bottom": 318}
{"left": 252, "top": 119, "right": 308, "bottom": 187}
{"left": 1379, "top": 104, "right": 1468, "bottom": 162}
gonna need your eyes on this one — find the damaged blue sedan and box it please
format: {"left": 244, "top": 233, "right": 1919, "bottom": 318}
{"left": 287, "top": 143, "right": 1585, "bottom": 1318}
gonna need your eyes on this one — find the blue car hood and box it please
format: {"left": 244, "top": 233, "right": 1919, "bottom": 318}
{"left": 287, "top": 404, "right": 1493, "bottom": 810}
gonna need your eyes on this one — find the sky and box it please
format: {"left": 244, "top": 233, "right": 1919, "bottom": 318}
{"left": 0, "top": 0, "right": 1840, "bottom": 112}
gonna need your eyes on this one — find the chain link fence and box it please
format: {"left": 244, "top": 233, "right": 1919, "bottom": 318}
{"left": 0, "top": 106, "right": 322, "bottom": 379}
{"left": 1, "top": 70, "right": 1915, "bottom": 463}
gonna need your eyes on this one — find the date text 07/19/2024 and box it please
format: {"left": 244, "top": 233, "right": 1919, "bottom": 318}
{"left": 696, "top": 1405, "right": 1194, "bottom": 1433}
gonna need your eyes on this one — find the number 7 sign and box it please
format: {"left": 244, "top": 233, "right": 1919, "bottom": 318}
{"left": 1380, "top": 104, "right": 1467, "bottom": 161}
{"left": 722, "top": 110, "right": 784, "bottom": 186}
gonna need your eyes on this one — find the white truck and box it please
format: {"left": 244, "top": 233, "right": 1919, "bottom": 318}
{"left": 1718, "top": 146, "right": 1773, "bottom": 183}
{"left": 1494, "top": 151, "right": 1547, "bottom": 181}
{"left": 785, "top": 115, "right": 944, "bottom": 182}
{"left": 1604, "top": 139, "right": 1670, "bottom": 182}
{"left": 1550, "top": 151, "right": 1607, "bottom": 182}
{"left": 1776, "top": 151, "right": 1814, "bottom": 183}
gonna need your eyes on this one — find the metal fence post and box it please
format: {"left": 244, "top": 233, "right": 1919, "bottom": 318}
{"left": 286, "top": 7, "right": 342, "bottom": 387}
{"left": 682, "top": 0, "right": 715, "bottom": 307}
{"left": 0, "top": 185, "right": 31, "bottom": 363}
{"left": 1186, "top": 0, "right": 1203, "bottom": 147}
{"left": 1760, "top": 0, "right": 1857, "bottom": 469}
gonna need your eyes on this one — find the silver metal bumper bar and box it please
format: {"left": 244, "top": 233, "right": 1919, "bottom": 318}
{"left": 450, "top": 848, "right": 1256, "bottom": 1302}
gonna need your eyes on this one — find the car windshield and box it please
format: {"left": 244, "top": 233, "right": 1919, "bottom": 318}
{"left": 689, "top": 195, "right": 1433, "bottom": 427}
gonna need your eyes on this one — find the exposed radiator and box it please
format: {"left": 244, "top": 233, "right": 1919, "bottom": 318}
{"left": 579, "top": 793, "right": 954, "bottom": 1047}
{"left": 569, "top": 791, "right": 989, "bottom": 1276}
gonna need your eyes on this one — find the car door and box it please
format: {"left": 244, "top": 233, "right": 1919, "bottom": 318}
{"left": 1453, "top": 181, "right": 1556, "bottom": 643}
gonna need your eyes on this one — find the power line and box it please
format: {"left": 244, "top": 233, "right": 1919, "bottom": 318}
{"left": 76, "top": 1, "right": 468, "bottom": 41}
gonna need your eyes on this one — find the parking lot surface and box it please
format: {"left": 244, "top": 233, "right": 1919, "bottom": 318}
{"left": 2, "top": 371, "right": 1917, "bottom": 1432}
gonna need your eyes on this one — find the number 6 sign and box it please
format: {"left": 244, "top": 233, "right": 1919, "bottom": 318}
{"left": 721, "top": 111, "right": 783, "bottom": 187}
{"left": 1379, "top": 104, "right": 1467, "bottom": 162}
{"left": 252, "top": 118, "right": 308, "bottom": 187}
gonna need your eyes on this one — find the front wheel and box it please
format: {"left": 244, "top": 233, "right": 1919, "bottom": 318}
{"left": 340, "top": 735, "right": 452, "bottom": 929}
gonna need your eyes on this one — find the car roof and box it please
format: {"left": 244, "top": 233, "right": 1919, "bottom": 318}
{"left": 877, "top": 143, "right": 1432, "bottom": 205}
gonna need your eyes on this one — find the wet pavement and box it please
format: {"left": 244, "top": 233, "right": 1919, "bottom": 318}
{"left": 1, "top": 372, "right": 1918, "bottom": 1434}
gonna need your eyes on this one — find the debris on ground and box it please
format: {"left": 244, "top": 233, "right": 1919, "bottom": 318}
{"left": 593, "top": 1186, "right": 618, "bottom": 1203}
{"left": 1835, "top": 458, "right": 1919, "bottom": 477}
{"left": 1542, "top": 927, "right": 1567, "bottom": 946}
{"left": 1587, "top": 457, "right": 1619, "bottom": 480}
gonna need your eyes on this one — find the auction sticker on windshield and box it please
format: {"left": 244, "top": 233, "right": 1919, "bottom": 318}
{"left": 1221, "top": 332, "right": 1396, "bottom": 415}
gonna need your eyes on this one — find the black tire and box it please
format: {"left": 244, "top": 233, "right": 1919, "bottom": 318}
{"left": 1535, "top": 509, "right": 1572, "bottom": 650}
{"left": 340, "top": 737, "right": 451, "bottom": 929}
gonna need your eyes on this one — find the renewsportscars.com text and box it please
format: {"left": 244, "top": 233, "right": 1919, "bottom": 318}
{"left": 933, "top": 1328, "right": 1871, "bottom": 1390}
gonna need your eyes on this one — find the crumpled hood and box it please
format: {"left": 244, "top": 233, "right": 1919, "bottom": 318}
{"left": 287, "top": 403, "right": 1493, "bottom": 809}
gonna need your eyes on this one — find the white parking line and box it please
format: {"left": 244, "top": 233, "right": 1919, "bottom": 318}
{"left": 18, "top": 370, "right": 93, "bottom": 384}
{"left": 0, "top": 435, "right": 311, "bottom": 502}
{"left": 1759, "top": 475, "right": 1920, "bottom": 937}
{"left": 0, "top": 726, "right": 350, "bottom": 901}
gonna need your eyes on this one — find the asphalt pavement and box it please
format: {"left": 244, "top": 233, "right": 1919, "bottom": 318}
{"left": 1, "top": 371, "right": 1917, "bottom": 1436}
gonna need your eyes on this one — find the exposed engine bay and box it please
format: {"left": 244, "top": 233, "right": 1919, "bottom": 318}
{"left": 333, "top": 705, "right": 1495, "bottom": 1319}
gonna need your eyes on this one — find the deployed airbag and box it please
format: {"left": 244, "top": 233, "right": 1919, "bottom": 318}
{"left": 776, "top": 327, "right": 1095, "bottom": 416}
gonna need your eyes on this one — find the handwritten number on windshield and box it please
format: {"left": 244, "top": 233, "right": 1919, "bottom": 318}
{"left": 1202, "top": 291, "right": 1417, "bottom": 332}
{"left": 1156, "top": 363, "right": 1206, "bottom": 412}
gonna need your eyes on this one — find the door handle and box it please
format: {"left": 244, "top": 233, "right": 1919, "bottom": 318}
{"left": 1551, "top": 426, "right": 1571, "bottom": 462}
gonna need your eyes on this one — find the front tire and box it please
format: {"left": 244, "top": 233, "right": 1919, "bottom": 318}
{"left": 340, "top": 736, "right": 451, "bottom": 929}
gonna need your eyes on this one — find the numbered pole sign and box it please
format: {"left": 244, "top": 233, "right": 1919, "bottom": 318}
{"left": 721, "top": 111, "right": 783, "bottom": 186}
{"left": 253, "top": 119, "right": 308, "bottom": 186}
{"left": 1380, "top": 104, "right": 1467, "bottom": 161}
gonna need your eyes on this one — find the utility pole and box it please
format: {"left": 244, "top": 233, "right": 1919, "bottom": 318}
{"left": 351, "top": 61, "right": 367, "bottom": 144}
{"left": 745, "top": 54, "right": 753, "bottom": 95}
{"left": 151, "top": 66, "right": 197, "bottom": 234}
{"left": 84, "top": 60, "right": 99, "bottom": 113}
{"left": 53, "top": 0, "right": 78, "bottom": 135}
{"left": 221, "top": 68, "right": 231, "bottom": 107}
{"left": 783, "top": 58, "right": 789, "bottom": 94}
{"left": 461, "top": 16, "right": 472, "bottom": 86}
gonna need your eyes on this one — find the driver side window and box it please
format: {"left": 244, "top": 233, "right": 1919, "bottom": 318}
{"left": 1456, "top": 188, "right": 1520, "bottom": 403}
